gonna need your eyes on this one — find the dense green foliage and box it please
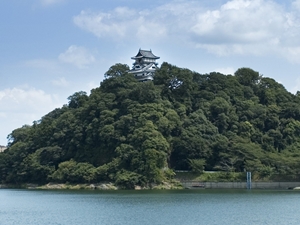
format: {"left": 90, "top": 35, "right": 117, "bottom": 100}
{"left": 1, "top": 62, "right": 300, "bottom": 187}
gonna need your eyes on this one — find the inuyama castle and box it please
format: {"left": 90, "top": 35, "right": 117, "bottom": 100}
{"left": 129, "top": 49, "right": 160, "bottom": 82}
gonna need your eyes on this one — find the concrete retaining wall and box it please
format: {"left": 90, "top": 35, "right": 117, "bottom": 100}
{"left": 182, "top": 181, "right": 300, "bottom": 189}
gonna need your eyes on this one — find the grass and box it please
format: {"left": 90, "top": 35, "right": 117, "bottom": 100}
{"left": 175, "top": 171, "right": 246, "bottom": 182}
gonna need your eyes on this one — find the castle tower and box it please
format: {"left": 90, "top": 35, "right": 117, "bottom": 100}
{"left": 129, "top": 49, "right": 160, "bottom": 82}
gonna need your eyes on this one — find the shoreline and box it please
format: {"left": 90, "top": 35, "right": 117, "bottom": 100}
{"left": 2, "top": 181, "right": 300, "bottom": 190}
{"left": 182, "top": 181, "right": 300, "bottom": 190}
{"left": 0, "top": 181, "right": 184, "bottom": 190}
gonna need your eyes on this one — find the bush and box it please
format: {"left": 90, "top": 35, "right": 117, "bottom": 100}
{"left": 188, "top": 159, "right": 205, "bottom": 173}
{"left": 50, "top": 160, "right": 97, "bottom": 183}
{"left": 114, "top": 170, "right": 142, "bottom": 189}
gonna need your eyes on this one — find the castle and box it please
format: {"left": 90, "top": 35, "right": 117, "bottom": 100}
{"left": 129, "top": 49, "right": 160, "bottom": 82}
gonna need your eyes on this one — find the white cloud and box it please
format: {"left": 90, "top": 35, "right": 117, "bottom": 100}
{"left": 74, "top": 0, "right": 300, "bottom": 63}
{"left": 52, "top": 77, "right": 69, "bottom": 87}
{"left": 0, "top": 87, "right": 60, "bottom": 114}
{"left": 0, "top": 87, "right": 63, "bottom": 145}
{"left": 73, "top": 7, "right": 167, "bottom": 41}
{"left": 58, "top": 45, "right": 95, "bottom": 69}
{"left": 214, "top": 67, "right": 236, "bottom": 75}
{"left": 86, "top": 81, "right": 99, "bottom": 91}
{"left": 291, "top": 77, "right": 300, "bottom": 94}
{"left": 191, "top": 0, "right": 288, "bottom": 54}
{"left": 40, "top": 0, "right": 66, "bottom": 6}
{"left": 292, "top": 0, "right": 300, "bottom": 11}
{"left": 73, "top": 9, "right": 130, "bottom": 39}
{"left": 0, "top": 112, "right": 5, "bottom": 118}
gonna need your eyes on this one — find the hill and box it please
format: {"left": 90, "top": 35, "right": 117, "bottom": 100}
{"left": 1, "top": 62, "right": 300, "bottom": 188}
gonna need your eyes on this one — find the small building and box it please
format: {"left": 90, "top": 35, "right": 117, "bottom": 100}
{"left": 0, "top": 145, "right": 6, "bottom": 153}
{"left": 129, "top": 49, "right": 160, "bottom": 82}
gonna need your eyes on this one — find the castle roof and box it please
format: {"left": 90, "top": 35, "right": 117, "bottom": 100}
{"left": 131, "top": 49, "right": 160, "bottom": 60}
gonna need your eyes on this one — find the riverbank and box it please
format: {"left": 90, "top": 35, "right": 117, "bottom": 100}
{"left": 2, "top": 181, "right": 300, "bottom": 190}
{"left": 182, "top": 181, "right": 300, "bottom": 189}
{"left": 38, "top": 181, "right": 183, "bottom": 190}
{"left": 0, "top": 181, "right": 184, "bottom": 190}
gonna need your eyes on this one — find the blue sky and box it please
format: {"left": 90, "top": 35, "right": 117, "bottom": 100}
{"left": 1, "top": 0, "right": 300, "bottom": 145}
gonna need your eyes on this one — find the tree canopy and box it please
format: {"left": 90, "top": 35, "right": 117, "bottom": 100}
{"left": 1, "top": 62, "right": 300, "bottom": 187}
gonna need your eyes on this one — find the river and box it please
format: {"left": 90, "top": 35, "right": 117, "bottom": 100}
{"left": 1, "top": 189, "right": 300, "bottom": 225}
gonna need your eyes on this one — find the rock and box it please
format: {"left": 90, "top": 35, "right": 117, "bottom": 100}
{"left": 26, "top": 183, "right": 38, "bottom": 189}
{"left": 42, "top": 183, "right": 66, "bottom": 189}
{"left": 135, "top": 185, "right": 142, "bottom": 190}
{"left": 94, "top": 183, "right": 117, "bottom": 190}
{"left": 89, "top": 184, "right": 96, "bottom": 190}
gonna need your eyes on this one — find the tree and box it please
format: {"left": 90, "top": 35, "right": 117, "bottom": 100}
{"left": 104, "top": 63, "right": 130, "bottom": 78}
{"left": 2, "top": 62, "right": 300, "bottom": 186}
{"left": 7, "top": 125, "right": 32, "bottom": 146}
{"left": 50, "top": 160, "right": 96, "bottom": 183}
{"left": 188, "top": 159, "right": 205, "bottom": 173}
{"left": 67, "top": 91, "right": 88, "bottom": 109}
{"left": 170, "top": 110, "right": 217, "bottom": 170}
{"left": 234, "top": 67, "right": 260, "bottom": 86}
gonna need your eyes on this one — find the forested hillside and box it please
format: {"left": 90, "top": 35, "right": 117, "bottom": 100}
{"left": 1, "top": 62, "right": 300, "bottom": 188}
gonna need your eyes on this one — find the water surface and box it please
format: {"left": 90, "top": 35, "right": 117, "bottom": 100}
{"left": 1, "top": 189, "right": 299, "bottom": 225}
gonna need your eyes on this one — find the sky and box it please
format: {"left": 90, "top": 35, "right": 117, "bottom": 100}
{"left": 1, "top": 0, "right": 300, "bottom": 145}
